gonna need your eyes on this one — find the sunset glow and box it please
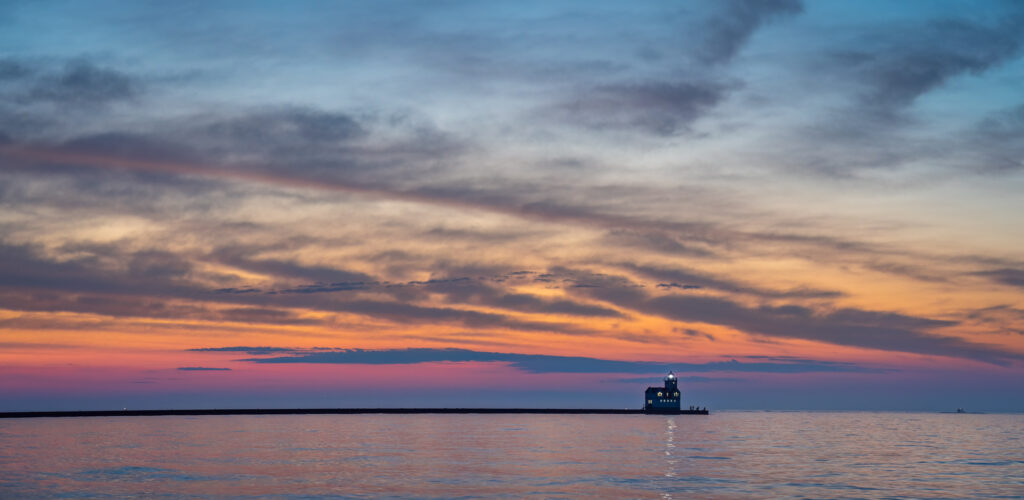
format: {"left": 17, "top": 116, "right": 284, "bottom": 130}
{"left": 2, "top": 0, "right": 1023, "bottom": 411}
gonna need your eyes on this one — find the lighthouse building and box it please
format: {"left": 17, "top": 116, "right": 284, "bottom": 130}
{"left": 644, "top": 372, "right": 681, "bottom": 413}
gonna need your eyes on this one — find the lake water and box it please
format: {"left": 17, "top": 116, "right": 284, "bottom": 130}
{"left": 1, "top": 412, "right": 1021, "bottom": 498}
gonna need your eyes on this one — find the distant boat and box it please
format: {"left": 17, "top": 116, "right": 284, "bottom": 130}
{"left": 940, "top": 408, "right": 985, "bottom": 414}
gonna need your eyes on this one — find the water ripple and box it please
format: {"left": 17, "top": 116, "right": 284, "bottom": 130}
{"left": 0, "top": 412, "right": 1021, "bottom": 498}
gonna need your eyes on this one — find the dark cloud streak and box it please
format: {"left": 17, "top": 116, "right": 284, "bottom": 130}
{"left": 623, "top": 262, "right": 843, "bottom": 299}
{"left": 559, "top": 81, "right": 729, "bottom": 135}
{"left": 203, "top": 346, "right": 883, "bottom": 374}
{"left": 976, "top": 269, "right": 1024, "bottom": 289}
{"left": 697, "top": 0, "right": 803, "bottom": 64}
{"left": 560, "top": 273, "right": 1021, "bottom": 365}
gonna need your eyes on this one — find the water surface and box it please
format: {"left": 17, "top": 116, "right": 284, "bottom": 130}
{"left": 1, "top": 412, "right": 1021, "bottom": 498}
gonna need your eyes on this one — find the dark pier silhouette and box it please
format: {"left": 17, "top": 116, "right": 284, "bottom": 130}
{"left": 1, "top": 370, "right": 713, "bottom": 419}
{"left": 0, "top": 408, "right": 710, "bottom": 419}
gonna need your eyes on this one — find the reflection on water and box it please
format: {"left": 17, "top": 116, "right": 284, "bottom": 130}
{"left": 1, "top": 412, "right": 1022, "bottom": 498}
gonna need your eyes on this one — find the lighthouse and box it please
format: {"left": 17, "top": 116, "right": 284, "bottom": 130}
{"left": 644, "top": 371, "right": 681, "bottom": 413}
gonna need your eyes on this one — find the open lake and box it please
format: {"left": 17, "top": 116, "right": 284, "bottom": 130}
{"left": 1, "top": 412, "right": 1021, "bottom": 498}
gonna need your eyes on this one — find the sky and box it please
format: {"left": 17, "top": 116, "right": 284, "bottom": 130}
{"left": 1, "top": 0, "right": 1023, "bottom": 411}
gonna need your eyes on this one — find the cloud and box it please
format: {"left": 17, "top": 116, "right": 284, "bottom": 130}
{"left": 189, "top": 346, "right": 299, "bottom": 355}
{"left": 1, "top": 235, "right": 1018, "bottom": 356}
{"left": 0, "top": 58, "right": 33, "bottom": 80}
{"left": 779, "top": 9, "right": 1024, "bottom": 176}
{"left": 0, "top": 58, "right": 142, "bottom": 113}
{"left": 558, "top": 81, "right": 729, "bottom": 135}
{"left": 971, "top": 103, "right": 1024, "bottom": 172}
{"left": 202, "top": 108, "right": 365, "bottom": 148}
{"left": 270, "top": 271, "right": 624, "bottom": 319}
{"left": 211, "top": 246, "right": 374, "bottom": 284}
{"left": 0, "top": 105, "right": 466, "bottom": 208}
{"left": 3, "top": 129, "right": 913, "bottom": 267}
{"left": 28, "top": 60, "right": 140, "bottom": 105}
{"left": 195, "top": 346, "right": 882, "bottom": 374}
{"left": 218, "top": 307, "right": 321, "bottom": 325}
{"left": 657, "top": 283, "right": 703, "bottom": 290}
{"left": 316, "top": 299, "right": 585, "bottom": 333}
{"left": 835, "top": 15, "right": 1024, "bottom": 113}
{"left": 60, "top": 132, "right": 200, "bottom": 164}
{"left": 964, "top": 305, "right": 1024, "bottom": 336}
{"left": 0, "top": 242, "right": 592, "bottom": 333}
{"left": 0, "top": 341, "right": 80, "bottom": 349}
{"left": 570, "top": 278, "right": 1022, "bottom": 365}
{"left": 696, "top": 0, "right": 803, "bottom": 64}
{"left": 0, "top": 242, "right": 181, "bottom": 297}
{"left": 604, "top": 229, "right": 716, "bottom": 258}
{"left": 383, "top": 274, "right": 624, "bottom": 318}
{"left": 177, "top": 366, "right": 231, "bottom": 371}
{"left": 623, "top": 262, "right": 843, "bottom": 299}
{"left": 976, "top": 103, "right": 1024, "bottom": 140}
{"left": 975, "top": 269, "right": 1024, "bottom": 289}
{"left": 490, "top": 293, "right": 622, "bottom": 318}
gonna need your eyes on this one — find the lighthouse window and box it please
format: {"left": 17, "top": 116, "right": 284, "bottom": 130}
{"left": 657, "top": 392, "right": 663, "bottom": 397}
{"left": 674, "top": 392, "right": 679, "bottom": 397}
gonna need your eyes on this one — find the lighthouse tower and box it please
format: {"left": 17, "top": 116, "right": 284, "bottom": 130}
{"left": 644, "top": 371, "right": 681, "bottom": 413}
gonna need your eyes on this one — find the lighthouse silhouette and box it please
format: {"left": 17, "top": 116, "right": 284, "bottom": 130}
{"left": 644, "top": 371, "right": 681, "bottom": 413}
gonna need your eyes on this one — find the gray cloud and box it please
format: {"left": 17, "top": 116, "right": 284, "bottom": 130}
{"left": 8, "top": 104, "right": 463, "bottom": 192}
{"left": 976, "top": 103, "right": 1024, "bottom": 140}
{"left": 0, "top": 242, "right": 182, "bottom": 297}
{"left": 6, "top": 116, "right": 960, "bottom": 271}
{"left": 604, "top": 229, "right": 716, "bottom": 258}
{"left": 210, "top": 246, "right": 374, "bottom": 285}
{"left": 568, "top": 276, "right": 1021, "bottom": 365}
{"left": 316, "top": 299, "right": 585, "bottom": 333}
{"left": 697, "top": 0, "right": 803, "bottom": 64}
{"left": 781, "top": 11, "right": 1024, "bottom": 176}
{"left": 559, "top": 81, "right": 729, "bottom": 135}
{"left": 491, "top": 293, "right": 622, "bottom": 318}
{"left": 971, "top": 103, "right": 1024, "bottom": 172}
{"left": 218, "top": 307, "right": 321, "bottom": 325}
{"left": 2, "top": 234, "right": 1019, "bottom": 354}
{"left": 270, "top": 271, "right": 624, "bottom": 319}
{"left": 658, "top": 283, "right": 703, "bottom": 290}
{"left": 29, "top": 60, "right": 140, "bottom": 105}
{"left": 0, "top": 242, "right": 596, "bottom": 333}
{"left": 964, "top": 305, "right": 1024, "bottom": 336}
{"left": 194, "top": 108, "right": 368, "bottom": 165}
{"left": 623, "top": 262, "right": 843, "bottom": 299}
{"left": 60, "top": 132, "right": 200, "bottom": 164}
{"left": 826, "top": 14, "right": 1024, "bottom": 120}
{"left": 190, "top": 346, "right": 300, "bottom": 355}
{"left": 975, "top": 269, "right": 1024, "bottom": 289}
{"left": 127, "top": 250, "right": 194, "bottom": 281}
{"left": 0, "top": 58, "right": 33, "bottom": 80}
{"left": 0, "top": 133, "right": 226, "bottom": 214}
{"left": 862, "top": 261, "right": 951, "bottom": 284}
{"left": 382, "top": 274, "right": 623, "bottom": 318}
{"left": 196, "top": 346, "right": 882, "bottom": 374}
{"left": 0, "top": 288, "right": 320, "bottom": 326}
{"left": 0, "top": 341, "right": 80, "bottom": 349}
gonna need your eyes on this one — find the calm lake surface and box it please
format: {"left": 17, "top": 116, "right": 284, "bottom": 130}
{"left": 1, "top": 412, "right": 1021, "bottom": 498}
